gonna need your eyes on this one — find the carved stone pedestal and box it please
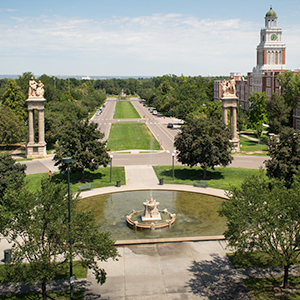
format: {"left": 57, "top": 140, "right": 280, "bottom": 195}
{"left": 221, "top": 95, "right": 240, "bottom": 152}
{"left": 26, "top": 142, "right": 47, "bottom": 158}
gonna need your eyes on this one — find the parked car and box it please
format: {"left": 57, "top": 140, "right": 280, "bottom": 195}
{"left": 149, "top": 108, "right": 153, "bottom": 113}
{"left": 167, "top": 123, "right": 173, "bottom": 128}
{"left": 152, "top": 110, "right": 157, "bottom": 115}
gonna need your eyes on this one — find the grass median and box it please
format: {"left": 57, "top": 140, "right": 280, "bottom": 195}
{"left": 153, "top": 166, "right": 263, "bottom": 190}
{"left": 107, "top": 122, "right": 161, "bottom": 151}
{"left": 25, "top": 167, "right": 125, "bottom": 193}
{"left": 113, "top": 101, "right": 140, "bottom": 119}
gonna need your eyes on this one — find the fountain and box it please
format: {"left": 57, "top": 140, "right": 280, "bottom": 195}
{"left": 126, "top": 196, "right": 176, "bottom": 231}
{"left": 142, "top": 197, "right": 161, "bottom": 221}
{"left": 78, "top": 190, "right": 226, "bottom": 240}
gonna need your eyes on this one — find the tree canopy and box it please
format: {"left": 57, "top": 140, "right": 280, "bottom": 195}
{"left": 174, "top": 116, "right": 233, "bottom": 178}
{"left": 266, "top": 93, "right": 290, "bottom": 134}
{"left": 0, "top": 178, "right": 118, "bottom": 299}
{"left": 277, "top": 71, "right": 300, "bottom": 109}
{"left": 265, "top": 127, "right": 300, "bottom": 187}
{"left": 247, "top": 92, "right": 268, "bottom": 136}
{"left": 0, "top": 106, "right": 26, "bottom": 146}
{"left": 220, "top": 172, "right": 300, "bottom": 288}
{"left": 1, "top": 79, "right": 26, "bottom": 122}
{"left": 54, "top": 119, "right": 110, "bottom": 181}
{"left": 0, "top": 154, "right": 26, "bottom": 202}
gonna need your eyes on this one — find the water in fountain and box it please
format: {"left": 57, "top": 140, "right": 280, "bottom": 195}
{"left": 78, "top": 190, "right": 226, "bottom": 240}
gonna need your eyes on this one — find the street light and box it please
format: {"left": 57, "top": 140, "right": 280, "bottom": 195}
{"left": 110, "top": 154, "right": 113, "bottom": 183}
{"left": 62, "top": 157, "right": 74, "bottom": 300}
{"left": 172, "top": 153, "right": 175, "bottom": 181}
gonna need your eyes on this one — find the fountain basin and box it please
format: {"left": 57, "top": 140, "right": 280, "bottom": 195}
{"left": 78, "top": 190, "right": 226, "bottom": 240}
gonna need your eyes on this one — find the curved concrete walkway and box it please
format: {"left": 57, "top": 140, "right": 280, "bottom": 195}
{"left": 1, "top": 164, "right": 289, "bottom": 300}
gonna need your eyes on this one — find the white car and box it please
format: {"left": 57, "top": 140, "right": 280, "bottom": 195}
{"left": 152, "top": 110, "right": 157, "bottom": 115}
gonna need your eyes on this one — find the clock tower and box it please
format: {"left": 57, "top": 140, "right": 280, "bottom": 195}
{"left": 255, "top": 6, "right": 287, "bottom": 72}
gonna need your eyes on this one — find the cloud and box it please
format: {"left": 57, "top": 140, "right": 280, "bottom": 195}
{"left": 0, "top": 13, "right": 269, "bottom": 75}
{"left": 0, "top": 8, "right": 17, "bottom": 12}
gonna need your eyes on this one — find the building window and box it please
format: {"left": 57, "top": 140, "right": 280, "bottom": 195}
{"left": 296, "top": 107, "right": 300, "bottom": 117}
{"left": 266, "top": 78, "right": 271, "bottom": 87}
{"left": 266, "top": 88, "right": 271, "bottom": 97}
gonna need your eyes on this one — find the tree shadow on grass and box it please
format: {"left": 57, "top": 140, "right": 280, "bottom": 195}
{"left": 51, "top": 171, "right": 106, "bottom": 185}
{"left": 161, "top": 168, "right": 224, "bottom": 181}
{"left": 186, "top": 254, "right": 251, "bottom": 300}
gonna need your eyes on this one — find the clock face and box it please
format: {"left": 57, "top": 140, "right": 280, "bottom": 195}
{"left": 271, "top": 34, "right": 277, "bottom": 41}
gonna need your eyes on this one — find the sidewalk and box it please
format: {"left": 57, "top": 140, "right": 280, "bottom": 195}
{"left": 0, "top": 165, "right": 289, "bottom": 299}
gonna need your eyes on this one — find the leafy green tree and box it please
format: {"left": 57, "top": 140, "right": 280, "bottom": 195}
{"left": 277, "top": 71, "right": 300, "bottom": 109}
{"left": 0, "top": 179, "right": 118, "bottom": 300}
{"left": 0, "top": 154, "right": 26, "bottom": 202}
{"left": 266, "top": 93, "right": 289, "bottom": 134}
{"left": 1, "top": 79, "right": 26, "bottom": 121}
{"left": 0, "top": 106, "right": 26, "bottom": 146}
{"left": 219, "top": 172, "right": 300, "bottom": 288}
{"left": 265, "top": 127, "right": 300, "bottom": 187}
{"left": 247, "top": 92, "right": 268, "bottom": 136}
{"left": 54, "top": 119, "right": 110, "bottom": 181}
{"left": 174, "top": 116, "right": 233, "bottom": 178}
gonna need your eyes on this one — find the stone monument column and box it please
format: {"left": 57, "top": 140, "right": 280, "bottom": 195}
{"left": 220, "top": 76, "right": 239, "bottom": 152}
{"left": 222, "top": 106, "right": 228, "bottom": 126}
{"left": 26, "top": 77, "right": 47, "bottom": 158}
{"left": 28, "top": 109, "right": 34, "bottom": 143}
{"left": 38, "top": 109, "right": 45, "bottom": 144}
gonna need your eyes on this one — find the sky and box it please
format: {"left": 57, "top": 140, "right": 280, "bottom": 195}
{"left": 0, "top": 0, "right": 300, "bottom": 77}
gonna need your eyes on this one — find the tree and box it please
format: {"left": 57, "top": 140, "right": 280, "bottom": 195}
{"left": 54, "top": 119, "right": 110, "bottom": 181}
{"left": 219, "top": 173, "right": 300, "bottom": 288}
{"left": 174, "top": 116, "right": 233, "bottom": 179}
{"left": 266, "top": 93, "right": 289, "bottom": 134}
{"left": 0, "top": 179, "right": 118, "bottom": 300}
{"left": 277, "top": 71, "right": 300, "bottom": 109}
{"left": 247, "top": 92, "right": 268, "bottom": 137}
{"left": 0, "top": 154, "right": 26, "bottom": 202}
{"left": 265, "top": 127, "right": 300, "bottom": 187}
{"left": 0, "top": 106, "right": 26, "bottom": 146}
{"left": 1, "top": 79, "right": 26, "bottom": 122}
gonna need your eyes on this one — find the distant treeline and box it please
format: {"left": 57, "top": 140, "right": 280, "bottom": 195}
{"left": 0, "top": 72, "right": 226, "bottom": 147}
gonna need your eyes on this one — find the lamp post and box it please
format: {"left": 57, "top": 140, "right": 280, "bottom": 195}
{"left": 110, "top": 154, "right": 113, "bottom": 183}
{"left": 172, "top": 152, "right": 175, "bottom": 181}
{"left": 62, "top": 157, "right": 73, "bottom": 300}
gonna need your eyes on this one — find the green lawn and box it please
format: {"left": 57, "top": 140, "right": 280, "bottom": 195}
{"left": 25, "top": 167, "right": 125, "bottom": 193}
{"left": 0, "top": 290, "right": 84, "bottom": 300}
{"left": 107, "top": 122, "right": 161, "bottom": 151}
{"left": 153, "top": 166, "right": 263, "bottom": 190}
{"left": 113, "top": 101, "right": 140, "bottom": 119}
{"left": 227, "top": 251, "right": 282, "bottom": 269}
{"left": 0, "top": 261, "right": 87, "bottom": 283}
{"left": 239, "top": 136, "right": 268, "bottom": 153}
{"left": 244, "top": 277, "right": 300, "bottom": 299}
{"left": 228, "top": 252, "right": 300, "bottom": 299}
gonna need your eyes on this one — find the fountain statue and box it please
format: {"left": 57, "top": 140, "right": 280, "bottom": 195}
{"left": 142, "top": 197, "right": 161, "bottom": 221}
{"left": 126, "top": 196, "right": 176, "bottom": 231}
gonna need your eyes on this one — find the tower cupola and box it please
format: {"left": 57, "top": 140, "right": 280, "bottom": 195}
{"left": 265, "top": 6, "right": 278, "bottom": 28}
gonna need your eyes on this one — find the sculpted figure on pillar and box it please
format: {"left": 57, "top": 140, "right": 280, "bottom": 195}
{"left": 221, "top": 76, "right": 236, "bottom": 97}
{"left": 28, "top": 77, "right": 44, "bottom": 98}
{"left": 36, "top": 80, "right": 45, "bottom": 97}
{"left": 28, "top": 77, "right": 37, "bottom": 97}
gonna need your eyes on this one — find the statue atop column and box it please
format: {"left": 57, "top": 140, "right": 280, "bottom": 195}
{"left": 221, "top": 76, "right": 236, "bottom": 98}
{"left": 26, "top": 77, "right": 46, "bottom": 158}
{"left": 28, "top": 77, "right": 44, "bottom": 98}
